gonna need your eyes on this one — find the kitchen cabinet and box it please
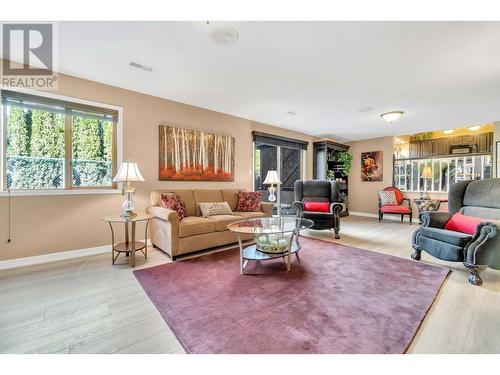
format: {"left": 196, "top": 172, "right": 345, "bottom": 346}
{"left": 433, "top": 138, "right": 450, "bottom": 156}
{"left": 406, "top": 132, "right": 493, "bottom": 158}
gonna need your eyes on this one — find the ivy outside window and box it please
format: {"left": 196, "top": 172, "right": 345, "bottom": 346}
{"left": 2, "top": 90, "right": 118, "bottom": 191}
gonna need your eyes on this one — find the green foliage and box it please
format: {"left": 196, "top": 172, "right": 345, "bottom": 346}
{"left": 31, "top": 110, "right": 65, "bottom": 158}
{"left": 5, "top": 106, "right": 114, "bottom": 189}
{"left": 6, "top": 107, "right": 31, "bottom": 156}
{"left": 328, "top": 151, "right": 353, "bottom": 177}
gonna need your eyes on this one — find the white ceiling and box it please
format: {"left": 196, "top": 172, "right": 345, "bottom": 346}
{"left": 26, "top": 22, "right": 500, "bottom": 140}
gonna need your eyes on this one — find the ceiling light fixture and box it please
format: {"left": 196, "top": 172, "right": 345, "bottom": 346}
{"left": 467, "top": 125, "right": 481, "bottom": 131}
{"left": 443, "top": 129, "right": 454, "bottom": 134}
{"left": 380, "top": 111, "right": 404, "bottom": 124}
{"left": 208, "top": 25, "right": 239, "bottom": 45}
{"left": 129, "top": 61, "right": 153, "bottom": 72}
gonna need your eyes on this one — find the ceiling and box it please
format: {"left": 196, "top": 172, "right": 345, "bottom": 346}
{"left": 17, "top": 22, "right": 500, "bottom": 140}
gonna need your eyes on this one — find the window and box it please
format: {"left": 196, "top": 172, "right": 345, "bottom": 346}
{"left": 394, "top": 155, "right": 493, "bottom": 193}
{"left": 2, "top": 90, "right": 119, "bottom": 191}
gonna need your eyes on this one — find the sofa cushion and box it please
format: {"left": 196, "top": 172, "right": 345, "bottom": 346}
{"left": 419, "top": 226, "right": 473, "bottom": 247}
{"left": 380, "top": 205, "right": 411, "bottom": 214}
{"left": 151, "top": 190, "right": 197, "bottom": 217}
{"left": 444, "top": 212, "right": 486, "bottom": 235}
{"left": 236, "top": 191, "right": 262, "bottom": 212}
{"left": 235, "top": 211, "right": 267, "bottom": 219}
{"left": 303, "top": 201, "right": 330, "bottom": 212}
{"left": 206, "top": 214, "right": 242, "bottom": 231}
{"left": 178, "top": 216, "right": 216, "bottom": 238}
{"left": 193, "top": 190, "right": 224, "bottom": 216}
{"left": 221, "top": 189, "right": 240, "bottom": 211}
{"left": 160, "top": 192, "right": 188, "bottom": 220}
{"left": 302, "top": 211, "right": 333, "bottom": 221}
{"left": 198, "top": 202, "right": 233, "bottom": 217}
{"left": 378, "top": 190, "right": 398, "bottom": 206}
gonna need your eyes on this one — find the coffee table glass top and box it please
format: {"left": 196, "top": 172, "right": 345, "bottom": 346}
{"left": 227, "top": 217, "right": 314, "bottom": 234}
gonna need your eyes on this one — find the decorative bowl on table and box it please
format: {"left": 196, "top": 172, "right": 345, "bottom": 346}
{"left": 255, "top": 234, "right": 288, "bottom": 254}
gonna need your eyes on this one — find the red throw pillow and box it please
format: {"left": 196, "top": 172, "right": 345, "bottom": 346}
{"left": 304, "top": 201, "right": 330, "bottom": 212}
{"left": 444, "top": 213, "right": 485, "bottom": 235}
{"left": 236, "top": 191, "right": 262, "bottom": 212}
{"left": 160, "top": 192, "right": 188, "bottom": 220}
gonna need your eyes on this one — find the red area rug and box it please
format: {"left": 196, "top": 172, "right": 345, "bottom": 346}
{"left": 134, "top": 238, "right": 449, "bottom": 354}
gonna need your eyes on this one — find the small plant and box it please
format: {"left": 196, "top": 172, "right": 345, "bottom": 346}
{"left": 328, "top": 151, "right": 352, "bottom": 177}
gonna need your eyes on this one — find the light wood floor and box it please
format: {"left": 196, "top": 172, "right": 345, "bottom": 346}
{"left": 1, "top": 215, "right": 499, "bottom": 354}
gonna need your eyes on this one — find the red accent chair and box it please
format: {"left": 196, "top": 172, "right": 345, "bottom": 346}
{"left": 378, "top": 187, "right": 412, "bottom": 224}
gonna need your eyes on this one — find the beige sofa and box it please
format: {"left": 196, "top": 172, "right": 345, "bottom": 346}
{"left": 147, "top": 189, "right": 274, "bottom": 259}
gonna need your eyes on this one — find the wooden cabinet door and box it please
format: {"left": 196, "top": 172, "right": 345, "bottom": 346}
{"left": 462, "top": 134, "right": 475, "bottom": 144}
{"left": 433, "top": 138, "right": 450, "bottom": 156}
{"left": 409, "top": 142, "right": 421, "bottom": 158}
{"left": 476, "top": 132, "right": 493, "bottom": 153}
{"left": 420, "top": 140, "right": 433, "bottom": 157}
{"left": 449, "top": 136, "right": 463, "bottom": 145}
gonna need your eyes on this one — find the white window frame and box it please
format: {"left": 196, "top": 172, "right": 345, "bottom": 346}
{"left": 0, "top": 87, "right": 123, "bottom": 196}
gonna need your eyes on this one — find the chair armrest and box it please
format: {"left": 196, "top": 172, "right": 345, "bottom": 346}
{"left": 330, "top": 202, "right": 343, "bottom": 215}
{"left": 466, "top": 222, "right": 498, "bottom": 266}
{"left": 293, "top": 201, "right": 304, "bottom": 217}
{"left": 146, "top": 205, "right": 180, "bottom": 223}
{"left": 421, "top": 211, "right": 452, "bottom": 229}
{"left": 260, "top": 202, "right": 274, "bottom": 216}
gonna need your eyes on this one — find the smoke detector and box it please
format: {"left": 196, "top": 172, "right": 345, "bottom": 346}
{"left": 208, "top": 26, "right": 239, "bottom": 45}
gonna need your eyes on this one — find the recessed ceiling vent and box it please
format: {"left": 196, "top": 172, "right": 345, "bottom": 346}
{"left": 208, "top": 26, "right": 239, "bottom": 45}
{"left": 129, "top": 61, "right": 153, "bottom": 72}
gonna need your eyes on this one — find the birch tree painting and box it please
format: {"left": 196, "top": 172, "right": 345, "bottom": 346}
{"left": 159, "top": 125, "right": 235, "bottom": 181}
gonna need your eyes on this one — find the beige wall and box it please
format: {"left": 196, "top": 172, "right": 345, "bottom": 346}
{"left": 0, "top": 68, "right": 314, "bottom": 261}
{"left": 346, "top": 136, "right": 395, "bottom": 215}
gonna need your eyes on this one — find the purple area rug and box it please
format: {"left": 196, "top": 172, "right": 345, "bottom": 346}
{"left": 134, "top": 238, "right": 449, "bottom": 354}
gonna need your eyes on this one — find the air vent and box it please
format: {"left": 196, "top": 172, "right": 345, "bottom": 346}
{"left": 208, "top": 26, "right": 239, "bottom": 45}
{"left": 129, "top": 61, "right": 153, "bottom": 72}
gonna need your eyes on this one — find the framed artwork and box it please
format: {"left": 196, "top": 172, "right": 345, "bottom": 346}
{"left": 159, "top": 125, "right": 235, "bottom": 181}
{"left": 361, "top": 151, "right": 383, "bottom": 182}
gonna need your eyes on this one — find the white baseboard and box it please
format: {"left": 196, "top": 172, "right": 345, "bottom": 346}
{"left": 349, "top": 211, "right": 415, "bottom": 223}
{"left": 0, "top": 245, "right": 111, "bottom": 271}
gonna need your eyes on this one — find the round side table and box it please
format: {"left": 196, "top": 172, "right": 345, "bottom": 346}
{"left": 102, "top": 214, "right": 151, "bottom": 267}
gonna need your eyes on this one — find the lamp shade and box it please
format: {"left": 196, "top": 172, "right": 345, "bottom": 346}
{"left": 421, "top": 166, "right": 433, "bottom": 179}
{"left": 113, "top": 162, "right": 145, "bottom": 182}
{"left": 263, "top": 170, "right": 281, "bottom": 185}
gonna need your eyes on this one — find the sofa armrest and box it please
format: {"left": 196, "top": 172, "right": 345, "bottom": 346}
{"left": 260, "top": 202, "right": 274, "bottom": 216}
{"left": 330, "top": 202, "right": 343, "bottom": 215}
{"left": 421, "top": 211, "right": 452, "bottom": 229}
{"left": 146, "top": 205, "right": 180, "bottom": 223}
{"left": 293, "top": 201, "right": 304, "bottom": 217}
{"left": 466, "top": 222, "right": 498, "bottom": 266}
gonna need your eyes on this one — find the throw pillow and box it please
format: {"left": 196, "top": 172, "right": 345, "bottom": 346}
{"left": 198, "top": 202, "right": 233, "bottom": 217}
{"left": 444, "top": 213, "right": 486, "bottom": 235}
{"left": 378, "top": 190, "right": 398, "bottom": 206}
{"left": 236, "top": 191, "right": 262, "bottom": 212}
{"left": 303, "top": 201, "right": 330, "bottom": 212}
{"left": 160, "top": 192, "right": 188, "bottom": 220}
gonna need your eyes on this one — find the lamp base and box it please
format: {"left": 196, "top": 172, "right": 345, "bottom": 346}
{"left": 120, "top": 210, "right": 137, "bottom": 218}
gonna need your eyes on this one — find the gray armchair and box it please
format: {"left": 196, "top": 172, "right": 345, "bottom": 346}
{"left": 293, "top": 180, "right": 343, "bottom": 239}
{"left": 412, "top": 179, "right": 500, "bottom": 286}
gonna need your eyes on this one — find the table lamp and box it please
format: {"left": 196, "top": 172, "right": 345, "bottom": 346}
{"left": 113, "top": 162, "right": 145, "bottom": 217}
{"left": 263, "top": 170, "right": 281, "bottom": 203}
{"left": 421, "top": 165, "right": 433, "bottom": 199}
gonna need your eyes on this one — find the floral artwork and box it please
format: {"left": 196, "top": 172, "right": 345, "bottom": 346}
{"left": 361, "top": 151, "right": 383, "bottom": 182}
{"left": 159, "top": 125, "right": 235, "bottom": 181}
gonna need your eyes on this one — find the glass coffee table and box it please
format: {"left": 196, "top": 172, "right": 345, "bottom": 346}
{"left": 227, "top": 217, "right": 314, "bottom": 275}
